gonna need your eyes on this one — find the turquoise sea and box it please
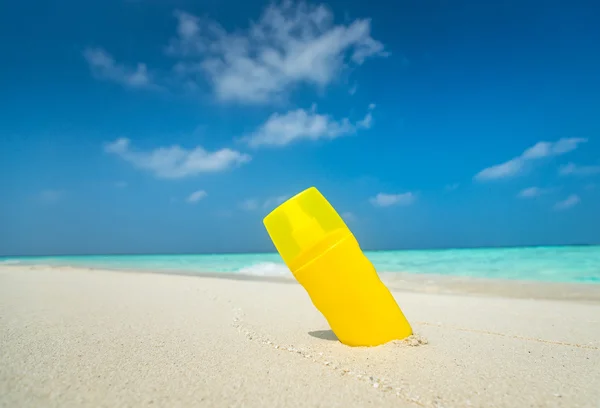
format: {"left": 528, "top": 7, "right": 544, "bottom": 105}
{"left": 1, "top": 246, "right": 599, "bottom": 284}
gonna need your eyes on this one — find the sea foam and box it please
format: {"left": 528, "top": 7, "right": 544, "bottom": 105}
{"left": 237, "top": 262, "right": 291, "bottom": 277}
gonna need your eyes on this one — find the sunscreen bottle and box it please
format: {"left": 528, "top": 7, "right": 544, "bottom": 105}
{"left": 263, "top": 187, "right": 412, "bottom": 347}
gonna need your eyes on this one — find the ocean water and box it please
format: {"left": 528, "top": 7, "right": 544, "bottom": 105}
{"left": 2, "top": 246, "right": 599, "bottom": 284}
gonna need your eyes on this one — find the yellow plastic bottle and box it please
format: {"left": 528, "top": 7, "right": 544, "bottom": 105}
{"left": 263, "top": 186, "right": 412, "bottom": 347}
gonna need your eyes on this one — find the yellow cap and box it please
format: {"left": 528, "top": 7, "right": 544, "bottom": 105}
{"left": 263, "top": 187, "right": 348, "bottom": 269}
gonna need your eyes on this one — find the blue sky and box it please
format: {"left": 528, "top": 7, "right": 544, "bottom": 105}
{"left": 1, "top": 0, "right": 600, "bottom": 256}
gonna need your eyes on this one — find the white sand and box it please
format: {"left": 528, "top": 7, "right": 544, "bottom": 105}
{"left": 1, "top": 266, "right": 599, "bottom": 407}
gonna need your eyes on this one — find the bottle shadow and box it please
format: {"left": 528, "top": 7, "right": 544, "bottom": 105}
{"left": 308, "top": 330, "right": 338, "bottom": 341}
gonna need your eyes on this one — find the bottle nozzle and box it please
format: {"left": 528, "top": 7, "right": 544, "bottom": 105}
{"left": 263, "top": 187, "right": 347, "bottom": 268}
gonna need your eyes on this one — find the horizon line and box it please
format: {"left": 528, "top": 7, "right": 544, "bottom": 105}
{"left": 1, "top": 243, "right": 598, "bottom": 258}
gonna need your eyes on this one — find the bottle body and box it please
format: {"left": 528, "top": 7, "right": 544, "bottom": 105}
{"left": 263, "top": 186, "right": 412, "bottom": 347}
{"left": 293, "top": 230, "right": 412, "bottom": 347}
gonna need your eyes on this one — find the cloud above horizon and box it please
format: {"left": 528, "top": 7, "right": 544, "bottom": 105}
{"left": 104, "top": 138, "right": 251, "bottom": 179}
{"left": 369, "top": 192, "right": 415, "bottom": 207}
{"left": 517, "top": 186, "right": 556, "bottom": 199}
{"left": 559, "top": 162, "right": 600, "bottom": 176}
{"left": 554, "top": 194, "right": 580, "bottom": 210}
{"left": 474, "top": 138, "right": 587, "bottom": 181}
{"left": 244, "top": 104, "right": 373, "bottom": 148}
{"left": 83, "top": 48, "right": 156, "bottom": 89}
{"left": 187, "top": 190, "right": 207, "bottom": 203}
{"left": 166, "top": 2, "right": 387, "bottom": 104}
{"left": 83, "top": 3, "right": 385, "bottom": 103}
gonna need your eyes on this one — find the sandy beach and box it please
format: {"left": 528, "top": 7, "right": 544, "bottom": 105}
{"left": 1, "top": 265, "right": 599, "bottom": 408}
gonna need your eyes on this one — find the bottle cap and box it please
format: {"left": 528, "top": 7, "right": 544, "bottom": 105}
{"left": 263, "top": 187, "right": 347, "bottom": 269}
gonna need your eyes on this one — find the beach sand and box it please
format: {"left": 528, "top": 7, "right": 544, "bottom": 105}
{"left": 1, "top": 266, "right": 599, "bottom": 407}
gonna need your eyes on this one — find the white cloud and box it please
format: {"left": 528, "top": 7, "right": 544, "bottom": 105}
{"left": 474, "top": 138, "right": 587, "bottom": 182}
{"left": 354, "top": 103, "right": 376, "bottom": 129}
{"left": 167, "top": 2, "right": 387, "bottom": 104}
{"left": 348, "top": 84, "right": 358, "bottom": 95}
{"left": 554, "top": 194, "right": 580, "bottom": 210}
{"left": 83, "top": 48, "right": 156, "bottom": 89}
{"left": 104, "top": 138, "right": 251, "bottom": 179}
{"left": 522, "top": 139, "right": 587, "bottom": 159}
{"left": 517, "top": 186, "right": 554, "bottom": 199}
{"left": 369, "top": 192, "right": 415, "bottom": 207}
{"left": 241, "top": 195, "right": 290, "bottom": 211}
{"left": 187, "top": 190, "right": 207, "bottom": 203}
{"left": 356, "top": 112, "right": 373, "bottom": 130}
{"left": 445, "top": 183, "right": 459, "bottom": 192}
{"left": 244, "top": 105, "right": 373, "bottom": 148}
{"left": 559, "top": 162, "right": 600, "bottom": 176}
{"left": 475, "top": 158, "right": 525, "bottom": 181}
{"left": 115, "top": 181, "right": 128, "bottom": 188}
{"left": 39, "top": 189, "right": 63, "bottom": 204}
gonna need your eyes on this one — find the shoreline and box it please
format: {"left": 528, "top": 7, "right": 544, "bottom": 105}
{"left": 3, "top": 263, "right": 600, "bottom": 303}
{"left": 1, "top": 242, "right": 598, "bottom": 258}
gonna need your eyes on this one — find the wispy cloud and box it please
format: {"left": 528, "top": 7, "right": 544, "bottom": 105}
{"left": 559, "top": 162, "right": 600, "bottom": 176}
{"left": 517, "top": 186, "right": 555, "bottom": 199}
{"left": 369, "top": 192, "right": 415, "bottom": 207}
{"left": 39, "top": 189, "right": 63, "bottom": 204}
{"left": 240, "top": 195, "right": 290, "bottom": 211}
{"left": 244, "top": 104, "right": 373, "bottom": 148}
{"left": 115, "top": 181, "right": 128, "bottom": 188}
{"left": 83, "top": 48, "right": 156, "bottom": 89}
{"left": 475, "top": 158, "right": 524, "bottom": 181}
{"left": 166, "top": 2, "right": 387, "bottom": 104}
{"left": 104, "top": 138, "right": 251, "bottom": 179}
{"left": 187, "top": 190, "right": 207, "bottom": 203}
{"left": 554, "top": 194, "right": 580, "bottom": 210}
{"left": 474, "top": 138, "right": 587, "bottom": 182}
